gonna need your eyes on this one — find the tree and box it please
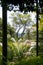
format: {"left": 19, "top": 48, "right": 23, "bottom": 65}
{"left": 11, "top": 12, "right": 35, "bottom": 41}
{"left": 7, "top": 24, "right": 15, "bottom": 37}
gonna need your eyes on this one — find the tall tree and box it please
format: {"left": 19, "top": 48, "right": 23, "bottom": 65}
{"left": 11, "top": 12, "right": 35, "bottom": 40}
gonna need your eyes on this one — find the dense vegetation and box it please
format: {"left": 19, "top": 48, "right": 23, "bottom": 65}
{"left": 0, "top": 5, "right": 43, "bottom": 65}
{"left": 0, "top": 13, "right": 43, "bottom": 65}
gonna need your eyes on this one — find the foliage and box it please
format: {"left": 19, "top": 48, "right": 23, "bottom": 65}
{"left": 38, "top": 14, "right": 43, "bottom": 56}
{"left": 0, "top": 17, "right": 15, "bottom": 42}
{"left": 7, "top": 56, "right": 43, "bottom": 65}
{"left": 0, "top": 46, "right": 2, "bottom": 65}
{"left": 7, "top": 41, "right": 30, "bottom": 61}
{"left": 11, "top": 12, "right": 33, "bottom": 41}
{"left": 0, "top": 18, "right": 2, "bottom": 42}
{"left": 7, "top": 24, "right": 15, "bottom": 37}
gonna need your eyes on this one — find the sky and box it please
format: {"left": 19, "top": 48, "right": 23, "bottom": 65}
{"left": 0, "top": 6, "right": 13, "bottom": 26}
{"left": 0, "top": 7, "right": 2, "bottom": 18}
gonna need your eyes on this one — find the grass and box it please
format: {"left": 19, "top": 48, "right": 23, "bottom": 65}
{"left": 7, "top": 41, "right": 43, "bottom": 65}
{"left": 7, "top": 41, "right": 30, "bottom": 61}
{"left": 0, "top": 40, "right": 43, "bottom": 65}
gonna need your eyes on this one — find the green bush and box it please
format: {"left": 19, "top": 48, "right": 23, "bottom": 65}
{"left": 14, "top": 56, "right": 43, "bottom": 65}
{"left": 7, "top": 56, "right": 43, "bottom": 65}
